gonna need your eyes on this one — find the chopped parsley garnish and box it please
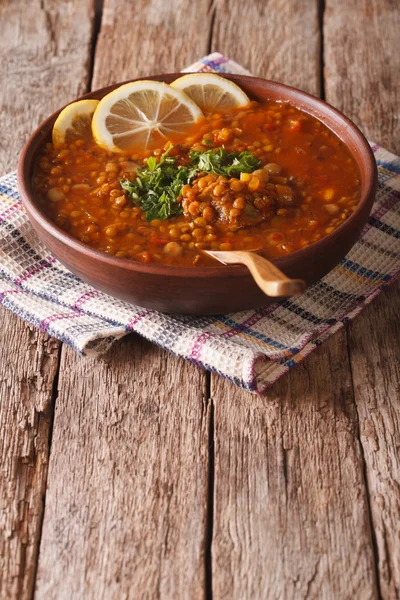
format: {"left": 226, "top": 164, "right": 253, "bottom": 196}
{"left": 120, "top": 147, "right": 195, "bottom": 221}
{"left": 120, "top": 146, "right": 261, "bottom": 221}
{"left": 189, "top": 147, "right": 261, "bottom": 177}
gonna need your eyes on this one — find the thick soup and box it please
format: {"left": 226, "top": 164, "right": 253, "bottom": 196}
{"left": 34, "top": 100, "right": 361, "bottom": 266}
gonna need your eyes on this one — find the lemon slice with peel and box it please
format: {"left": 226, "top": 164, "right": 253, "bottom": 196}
{"left": 52, "top": 99, "right": 99, "bottom": 148}
{"left": 91, "top": 80, "right": 204, "bottom": 152}
{"left": 170, "top": 73, "right": 250, "bottom": 112}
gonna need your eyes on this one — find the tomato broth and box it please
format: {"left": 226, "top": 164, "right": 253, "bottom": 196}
{"left": 34, "top": 100, "right": 361, "bottom": 266}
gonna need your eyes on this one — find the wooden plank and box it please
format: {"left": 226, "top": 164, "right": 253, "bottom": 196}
{"left": 348, "top": 284, "right": 400, "bottom": 599}
{"left": 211, "top": 332, "right": 378, "bottom": 599}
{"left": 210, "top": 1, "right": 379, "bottom": 597}
{"left": 92, "top": 0, "right": 213, "bottom": 86}
{"left": 35, "top": 1, "right": 212, "bottom": 597}
{"left": 35, "top": 340, "right": 210, "bottom": 599}
{"left": 212, "top": 0, "right": 321, "bottom": 95}
{"left": 0, "top": 317, "right": 59, "bottom": 600}
{"left": 0, "top": 1, "right": 94, "bottom": 598}
{"left": 325, "top": 1, "right": 400, "bottom": 596}
{"left": 324, "top": 0, "right": 400, "bottom": 154}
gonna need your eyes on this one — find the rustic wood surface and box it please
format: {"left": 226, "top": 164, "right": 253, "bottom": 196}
{"left": 0, "top": 0, "right": 399, "bottom": 599}
{"left": 0, "top": 1, "right": 93, "bottom": 598}
{"left": 325, "top": 2, "right": 400, "bottom": 597}
{"left": 35, "top": 2, "right": 211, "bottom": 598}
{"left": 211, "top": 2, "right": 380, "bottom": 598}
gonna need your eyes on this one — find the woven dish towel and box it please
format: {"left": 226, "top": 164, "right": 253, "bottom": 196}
{"left": 1, "top": 53, "right": 399, "bottom": 393}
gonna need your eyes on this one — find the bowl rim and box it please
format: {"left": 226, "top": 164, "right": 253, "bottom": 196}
{"left": 17, "top": 72, "right": 378, "bottom": 280}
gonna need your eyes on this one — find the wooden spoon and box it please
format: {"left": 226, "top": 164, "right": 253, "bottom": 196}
{"left": 204, "top": 249, "right": 306, "bottom": 297}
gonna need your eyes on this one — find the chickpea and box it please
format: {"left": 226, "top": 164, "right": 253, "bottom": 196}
{"left": 99, "top": 183, "right": 111, "bottom": 195}
{"left": 194, "top": 217, "right": 207, "bottom": 227}
{"left": 169, "top": 228, "right": 180, "bottom": 239}
{"left": 163, "top": 241, "right": 183, "bottom": 256}
{"left": 219, "top": 243, "right": 233, "bottom": 251}
{"left": 120, "top": 161, "right": 138, "bottom": 172}
{"left": 205, "top": 233, "right": 217, "bottom": 242}
{"left": 192, "top": 228, "right": 204, "bottom": 238}
{"left": 217, "top": 128, "right": 233, "bottom": 142}
{"left": 324, "top": 203, "right": 340, "bottom": 215}
{"left": 182, "top": 185, "right": 193, "bottom": 197}
{"left": 265, "top": 163, "right": 282, "bottom": 175}
{"left": 213, "top": 184, "right": 226, "bottom": 197}
{"left": 248, "top": 177, "right": 261, "bottom": 192}
{"left": 233, "top": 196, "right": 246, "bottom": 209}
{"left": 189, "top": 202, "right": 200, "bottom": 216}
{"left": 252, "top": 168, "right": 269, "bottom": 182}
{"left": 47, "top": 187, "right": 65, "bottom": 202}
{"left": 203, "top": 206, "right": 215, "bottom": 222}
{"left": 113, "top": 195, "right": 127, "bottom": 206}
{"left": 197, "top": 177, "right": 208, "bottom": 189}
{"left": 105, "top": 225, "right": 118, "bottom": 238}
{"left": 230, "top": 179, "right": 243, "bottom": 192}
{"left": 180, "top": 234, "right": 192, "bottom": 242}
{"left": 105, "top": 162, "right": 119, "bottom": 172}
{"left": 71, "top": 183, "right": 91, "bottom": 192}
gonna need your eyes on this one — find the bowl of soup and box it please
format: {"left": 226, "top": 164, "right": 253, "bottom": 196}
{"left": 17, "top": 74, "right": 377, "bottom": 313}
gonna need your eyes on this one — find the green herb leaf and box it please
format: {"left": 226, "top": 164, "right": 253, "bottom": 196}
{"left": 189, "top": 147, "right": 261, "bottom": 177}
{"left": 120, "top": 147, "right": 261, "bottom": 222}
{"left": 147, "top": 156, "right": 157, "bottom": 171}
{"left": 224, "top": 151, "right": 261, "bottom": 176}
{"left": 120, "top": 147, "right": 192, "bottom": 221}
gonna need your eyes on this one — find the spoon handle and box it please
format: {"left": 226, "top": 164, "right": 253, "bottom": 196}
{"left": 207, "top": 250, "right": 306, "bottom": 297}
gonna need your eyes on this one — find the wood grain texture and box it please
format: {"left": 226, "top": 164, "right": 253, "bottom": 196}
{"left": 212, "top": 0, "right": 321, "bottom": 95}
{"left": 35, "top": 338, "right": 210, "bottom": 599}
{"left": 348, "top": 284, "right": 400, "bottom": 599}
{"left": 35, "top": 2, "right": 211, "bottom": 597}
{"left": 324, "top": 0, "right": 400, "bottom": 154}
{"left": 210, "top": 1, "right": 379, "bottom": 598}
{"left": 325, "top": 2, "right": 400, "bottom": 596}
{"left": 211, "top": 331, "right": 378, "bottom": 599}
{"left": 92, "top": 0, "right": 212, "bottom": 87}
{"left": 0, "top": 315, "right": 59, "bottom": 600}
{"left": 0, "top": 1, "right": 94, "bottom": 598}
{"left": 0, "top": 0, "right": 95, "bottom": 169}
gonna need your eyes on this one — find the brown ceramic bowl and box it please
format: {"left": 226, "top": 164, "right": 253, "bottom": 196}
{"left": 18, "top": 74, "right": 377, "bottom": 314}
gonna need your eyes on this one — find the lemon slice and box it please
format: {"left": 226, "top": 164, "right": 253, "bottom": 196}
{"left": 52, "top": 99, "right": 99, "bottom": 148}
{"left": 170, "top": 73, "right": 250, "bottom": 112}
{"left": 91, "top": 80, "right": 204, "bottom": 152}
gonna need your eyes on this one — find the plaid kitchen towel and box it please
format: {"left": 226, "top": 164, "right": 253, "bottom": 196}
{"left": 0, "top": 53, "right": 399, "bottom": 393}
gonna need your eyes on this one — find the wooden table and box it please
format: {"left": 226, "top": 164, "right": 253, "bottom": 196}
{"left": 1, "top": 1, "right": 399, "bottom": 598}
